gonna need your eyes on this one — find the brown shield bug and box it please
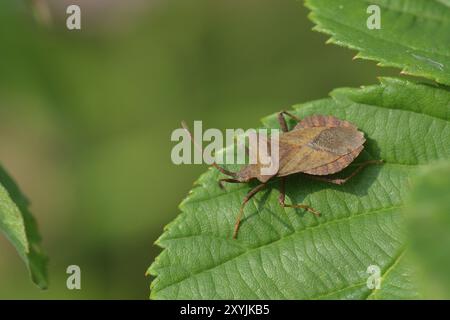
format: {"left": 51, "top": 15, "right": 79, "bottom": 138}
{"left": 182, "top": 111, "right": 382, "bottom": 239}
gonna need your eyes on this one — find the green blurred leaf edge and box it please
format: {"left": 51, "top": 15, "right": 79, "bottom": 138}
{"left": 0, "top": 165, "right": 48, "bottom": 289}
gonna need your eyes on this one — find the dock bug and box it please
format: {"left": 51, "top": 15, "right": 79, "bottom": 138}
{"left": 182, "top": 111, "right": 382, "bottom": 239}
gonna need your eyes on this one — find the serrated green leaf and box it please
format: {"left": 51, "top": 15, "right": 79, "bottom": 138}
{"left": 305, "top": 0, "right": 450, "bottom": 85}
{"left": 148, "top": 78, "right": 449, "bottom": 299}
{"left": 0, "top": 165, "right": 48, "bottom": 289}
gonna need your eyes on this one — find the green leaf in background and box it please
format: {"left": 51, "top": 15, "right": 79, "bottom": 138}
{"left": 0, "top": 165, "right": 48, "bottom": 289}
{"left": 406, "top": 161, "right": 450, "bottom": 299}
{"left": 306, "top": 0, "right": 450, "bottom": 85}
{"left": 148, "top": 78, "right": 450, "bottom": 299}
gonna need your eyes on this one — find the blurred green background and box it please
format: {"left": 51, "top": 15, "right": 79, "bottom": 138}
{"left": 0, "top": 0, "right": 397, "bottom": 299}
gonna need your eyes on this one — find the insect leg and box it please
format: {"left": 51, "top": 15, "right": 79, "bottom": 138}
{"left": 278, "top": 177, "right": 320, "bottom": 216}
{"left": 281, "top": 111, "right": 301, "bottom": 122}
{"left": 218, "top": 178, "right": 244, "bottom": 189}
{"left": 211, "top": 163, "right": 238, "bottom": 178}
{"left": 277, "top": 110, "right": 302, "bottom": 132}
{"left": 309, "top": 160, "right": 384, "bottom": 185}
{"left": 277, "top": 113, "right": 289, "bottom": 133}
{"left": 233, "top": 134, "right": 250, "bottom": 156}
{"left": 233, "top": 183, "right": 267, "bottom": 239}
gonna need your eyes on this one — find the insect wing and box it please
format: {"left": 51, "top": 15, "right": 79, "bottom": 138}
{"left": 277, "top": 126, "right": 365, "bottom": 176}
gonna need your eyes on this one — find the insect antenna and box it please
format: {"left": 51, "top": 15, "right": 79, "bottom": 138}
{"left": 181, "top": 121, "right": 237, "bottom": 178}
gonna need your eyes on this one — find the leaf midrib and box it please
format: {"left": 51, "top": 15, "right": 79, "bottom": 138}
{"left": 363, "top": 249, "right": 407, "bottom": 299}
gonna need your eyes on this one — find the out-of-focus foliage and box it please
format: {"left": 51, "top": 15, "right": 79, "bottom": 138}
{"left": 0, "top": 165, "right": 47, "bottom": 288}
{"left": 306, "top": 0, "right": 450, "bottom": 85}
{"left": 149, "top": 78, "right": 449, "bottom": 299}
{"left": 407, "top": 161, "right": 450, "bottom": 299}
{"left": 0, "top": 0, "right": 396, "bottom": 298}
